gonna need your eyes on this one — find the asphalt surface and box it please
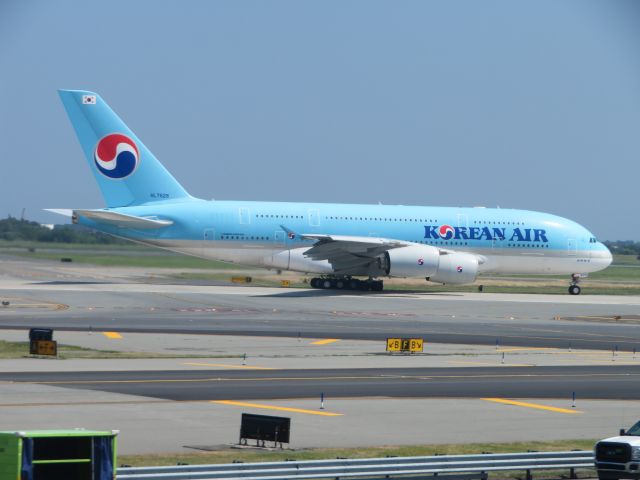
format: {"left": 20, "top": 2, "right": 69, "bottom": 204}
{"left": 4, "top": 365, "right": 640, "bottom": 401}
{"left": 2, "top": 284, "right": 640, "bottom": 350}
{"left": 1, "top": 258, "right": 640, "bottom": 453}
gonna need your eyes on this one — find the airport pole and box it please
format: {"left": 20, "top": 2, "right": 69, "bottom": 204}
{"left": 320, "top": 392, "right": 325, "bottom": 410}
{"left": 242, "top": 353, "right": 246, "bottom": 366}
{"left": 571, "top": 391, "right": 576, "bottom": 409}
{"left": 568, "top": 342, "right": 572, "bottom": 352}
{"left": 501, "top": 352, "right": 505, "bottom": 364}
{"left": 634, "top": 348, "right": 637, "bottom": 360}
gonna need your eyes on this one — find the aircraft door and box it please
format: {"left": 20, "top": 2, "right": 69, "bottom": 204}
{"left": 204, "top": 228, "right": 215, "bottom": 241}
{"left": 567, "top": 238, "right": 577, "bottom": 256}
{"left": 274, "top": 231, "right": 285, "bottom": 246}
{"left": 308, "top": 209, "right": 320, "bottom": 227}
{"left": 239, "top": 208, "right": 250, "bottom": 225}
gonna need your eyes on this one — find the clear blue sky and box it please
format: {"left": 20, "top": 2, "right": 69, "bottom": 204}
{"left": 2, "top": 1, "right": 639, "bottom": 240}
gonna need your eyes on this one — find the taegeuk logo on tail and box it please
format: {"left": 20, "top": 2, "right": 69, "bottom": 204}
{"left": 94, "top": 133, "right": 139, "bottom": 179}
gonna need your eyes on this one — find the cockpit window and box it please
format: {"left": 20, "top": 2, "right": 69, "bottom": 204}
{"left": 589, "top": 237, "right": 597, "bottom": 244}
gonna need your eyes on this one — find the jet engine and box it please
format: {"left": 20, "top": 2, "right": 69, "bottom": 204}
{"left": 427, "top": 251, "right": 479, "bottom": 284}
{"left": 382, "top": 245, "right": 479, "bottom": 284}
{"left": 382, "top": 245, "right": 440, "bottom": 277}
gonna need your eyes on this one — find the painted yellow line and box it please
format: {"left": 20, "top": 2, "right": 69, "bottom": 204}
{"left": 311, "top": 338, "right": 339, "bottom": 345}
{"left": 183, "top": 362, "right": 276, "bottom": 370}
{"left": 212, "top": 400, "right": 343, "bottom": 416}
{"left": 482, "top": 397, "right": 582, "bottom": 414}
{"left": 102, "top": 332, "right": 122, "bottom": 339}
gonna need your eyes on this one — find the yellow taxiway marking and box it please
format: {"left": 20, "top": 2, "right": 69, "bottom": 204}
{"left": 311, "top": 338, "right": 339, "bottom": 345}
{"left": 482, "top": 397, "right": 582, "bottom": 414}
{"left": 183, "top": 362, "right": 276, "bottom": 370}
{"left": 212, "top": 400, "right": 343, "bottom": 416}
{"left": 102, "top": 332, "right": 122, "bottom": 339}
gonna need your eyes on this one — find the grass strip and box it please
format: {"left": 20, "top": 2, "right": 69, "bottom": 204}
{"left": 7, "top": 251, "right": 237, "bottom": 270}
{"left": 0, "top": 340, "right": 241, "bottom": 360}
{"left": 118, "top": 439, "right": 596, "bottom": 467}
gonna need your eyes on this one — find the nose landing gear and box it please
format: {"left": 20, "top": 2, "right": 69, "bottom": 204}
{"left": 568, "top": 274, "right": 581, "bottom": 295}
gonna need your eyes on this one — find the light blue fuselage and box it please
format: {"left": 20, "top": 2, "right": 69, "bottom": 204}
{"left": 78, "top": 199, "right": 612, "bottom": 276}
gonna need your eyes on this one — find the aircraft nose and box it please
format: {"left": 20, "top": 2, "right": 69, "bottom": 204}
{"left": 594, "top": 242, "right": 613, "bottom": 268}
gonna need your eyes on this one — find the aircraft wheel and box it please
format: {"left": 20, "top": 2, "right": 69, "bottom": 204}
{"left": 568, "top": 285, "right": 581, "bottom": 295}
{"left": 335, "top": 280, "right": 346, "bottom": 289}
{"left": 310, "top": 278, "right": 319, "bottom": 288}
{"left": 349, "top": 279, "right": 360, "bottom": 290}
{"left": 372, "top": 281, "right": 384, "bottom": 292}
{"left": 321, "top": 279, "right": 333, "bottom": 289}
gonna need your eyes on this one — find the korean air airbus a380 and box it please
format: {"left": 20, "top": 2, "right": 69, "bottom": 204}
{"left": 51, "top": 90, "right": 612, "bottom": 294}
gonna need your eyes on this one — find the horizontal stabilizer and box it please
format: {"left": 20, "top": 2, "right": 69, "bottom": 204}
{"left": 74, "top": 209, "right": 173, "bottom": 229}
{"left": 44, "top": 209, "right": 74, "bottom": 217}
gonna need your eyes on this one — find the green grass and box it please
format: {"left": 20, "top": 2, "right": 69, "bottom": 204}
{"left": 0, "top": 240, "right": 145, "bottom": 251}
{"left": 0, "top": 340, "right": 241, "bottom": 359}
{"left": 118, "top": 439, "right": 596, "bottom": 467}
{"left": 6, "top": 250, "right": 238, "bottom": 270}
{"left": 589, "top": 266, "right": 640, "bottom": 281}
{"left": 610, "top": 254, "right": 640, "bottom": 266}
{"left": 0, "top": 240, "right": 237, "bottom": 269}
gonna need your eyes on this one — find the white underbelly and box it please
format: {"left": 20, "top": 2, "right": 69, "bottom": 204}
{"left": 480, "top": 250, "right": 598, "bottom": 275}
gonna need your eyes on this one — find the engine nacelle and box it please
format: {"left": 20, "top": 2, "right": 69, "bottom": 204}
{"left": 265, "top": 247, "right": 334, "bottom": 274}
{"left": 428, "top": 251, "right": 479, "bottom": 285}
{"left": 383, "top": 245, "right": 440, "bottom": 277}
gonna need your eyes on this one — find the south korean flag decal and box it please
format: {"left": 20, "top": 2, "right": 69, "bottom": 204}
{"left": 82, "top": 95, "right": 96, "bottom": 105}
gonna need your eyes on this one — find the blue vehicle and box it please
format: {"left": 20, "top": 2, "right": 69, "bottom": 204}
{"left": 52, "top": 90, "right": 612, "bottom": 294}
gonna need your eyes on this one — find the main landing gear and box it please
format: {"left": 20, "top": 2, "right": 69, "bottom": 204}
{"left": 309, "top": 277, "right": 384, "bottom": 291}
{"left": 568, "top": 273, "right": 581, "bottom": 295}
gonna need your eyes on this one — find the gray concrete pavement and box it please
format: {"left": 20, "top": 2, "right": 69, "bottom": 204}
{"left": 0, "top": 380, "right": 634, "bottom": 454}
{"left": 1, "top": 330, "right": 639, "bottom": 371}
{"left": 1, "top": 256, "right": 638, "bottom": 456}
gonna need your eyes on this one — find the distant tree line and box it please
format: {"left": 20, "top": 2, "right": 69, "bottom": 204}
{"left": 0, "top": 217, "right": 127, "bottom": 244}
{"left": 604, "top": 241, "right": 640, "bottom": 256}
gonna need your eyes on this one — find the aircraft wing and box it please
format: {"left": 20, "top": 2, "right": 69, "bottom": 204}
{"left": 301, "top": 234, "right": 409, "bottom": 273}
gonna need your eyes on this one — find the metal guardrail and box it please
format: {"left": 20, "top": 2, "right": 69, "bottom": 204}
{"left": 117, "top": 450, "right": 595, "bottom": 480}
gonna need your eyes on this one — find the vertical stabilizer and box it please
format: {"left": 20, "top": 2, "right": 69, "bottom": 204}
{"left": 58, "top": 90, "right": 191, "bottom": 207}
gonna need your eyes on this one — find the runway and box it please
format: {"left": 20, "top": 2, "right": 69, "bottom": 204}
{"left": 1, "top": 281, "right": 640, "bottom": 350}
{"left": 1, "top": 258, "right": 640, "bottom": 453}
{"left": 3, "top": 365, "right": 640, "bottom": 401}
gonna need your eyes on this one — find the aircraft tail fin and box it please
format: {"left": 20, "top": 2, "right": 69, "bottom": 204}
{"left": 58, "top": 90, "right": 192, "bottom": 208}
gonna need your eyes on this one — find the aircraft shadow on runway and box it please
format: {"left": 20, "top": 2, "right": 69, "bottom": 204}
{"left": 256, "top": 289, "right": 466, "bottom": 298}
